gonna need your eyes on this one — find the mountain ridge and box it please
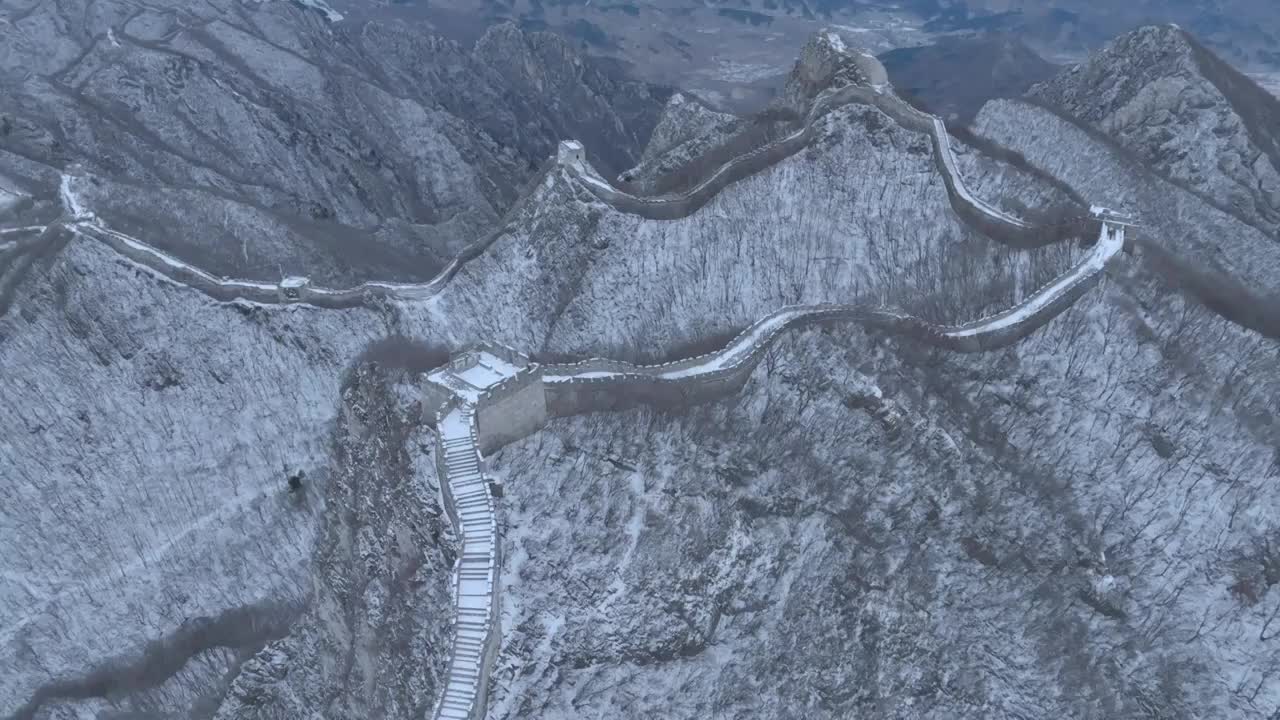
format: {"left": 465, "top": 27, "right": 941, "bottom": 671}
{"left": 1029, "top": 24, "right": 1280, "bottom": 238}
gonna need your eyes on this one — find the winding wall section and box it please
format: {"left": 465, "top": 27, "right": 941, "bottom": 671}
{"left": 17, "top": 41, "right": 1095, "bottom": 315}
{"left": 539, "top": 224, "right": 1124, "bottom": 417}
{"left": 562, "top": 78, "right": 1069, "bottom": 249}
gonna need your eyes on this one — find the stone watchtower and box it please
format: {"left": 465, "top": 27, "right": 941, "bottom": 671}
{"left": 276, "top": 276, "right": 311, "bottom": 302}
{"left": 423, "top": 344, "right": 547, "bottom": 455}
{"left": 556, "top": 140, "right": 585, "bottom": 166}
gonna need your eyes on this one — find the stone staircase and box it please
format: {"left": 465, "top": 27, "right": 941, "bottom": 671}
{"left": 433, "top": 405, "right": 500, "bottom": 720}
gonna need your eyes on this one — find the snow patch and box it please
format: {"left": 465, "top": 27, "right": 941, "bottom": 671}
{"left": 59, "top": 174, "right": 93, "bottom": 220}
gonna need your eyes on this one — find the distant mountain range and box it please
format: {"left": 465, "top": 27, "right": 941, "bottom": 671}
{"left": 879, "top": 35, "right": 1060, "bottom": 122}
{"left": 341, "top": 0, "right": 1280, "bottom": 119}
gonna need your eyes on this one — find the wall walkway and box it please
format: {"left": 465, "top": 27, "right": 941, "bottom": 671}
{"left": 27, "top": 36, "right": 1102, "bottom": 315}
{"left": 542, "top": 222, "right": 1125, "bottom": 388}
{"left": 431, "top": 402, "right": 502, "bottom": 720}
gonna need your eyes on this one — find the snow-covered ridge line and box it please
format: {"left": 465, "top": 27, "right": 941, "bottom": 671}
{"left": 71, "top": 221, "right": 464, "bottom": 305}
{"left": 46, "top": 167, "right": 548, "bottom": 309}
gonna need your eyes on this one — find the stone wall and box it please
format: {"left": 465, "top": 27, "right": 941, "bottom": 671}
{"left": 568, "top": 83, "right": 1080, "bottom": 251}
{"left": 475, "top": 374, "right": 548, "bottom": 455}
{"left": 542, "top": 306, "right": 858, "bottom": 417}
{"left": 538, "top": 239, "right": 1121, "bottom": 419}
{"left": 421, "top": 380, "right": 454, "bottom": 424}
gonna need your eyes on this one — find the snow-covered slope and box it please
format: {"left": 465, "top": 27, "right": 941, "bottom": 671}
{"left": 0, "top": 238, "right": 394, "bottom": 717}
{"left": 620, "top": 93, "right": 739, "bottom": 185}
{"left": 0, "top": 3, "right": 667, "bottom": 285}
{"left": 486, "top": 273, "right": 1280, "bottom": 717}
{"left": 971, "top": 97, "right": 1280, "bottom": 337}
{"left": 1030, "top": 25, "right": 1280, "bottom": 238}
{"left": 2, "top": 21, "right": 1278, "bottom": 720}
{"left": 0, "top": 30, "right": 1092, "bottom": 717}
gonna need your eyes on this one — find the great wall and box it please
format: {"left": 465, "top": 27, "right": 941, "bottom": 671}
{"left": 0, "top": 30, "right": 1120, "bottom": 319}
{"left": 0, "top": 32, "right": 1146, "bottom": 720}
{"left": 417, "top": 216, "right": 1128, "bottom": 720}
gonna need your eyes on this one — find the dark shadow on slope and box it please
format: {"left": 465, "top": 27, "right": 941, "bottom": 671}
{"left": 1136, "top": 235, "right": 1280, "bottom": 340}
{"left": 529, "top": 326, "right": 747, "bottom": 366}
{"left": 210, "top": 358, "right": 453, "bottom": 719}
{"left": 358, "top": 334, "right": 453, "bottom": 375}
{"left": 339, "top": 334, "right": 454, "bottom": 395}
{"left": 6, "top": 602, "right": 302, "bottom": 720}
{"left": 0, "top": 225, "right": 71, "bottom": 320}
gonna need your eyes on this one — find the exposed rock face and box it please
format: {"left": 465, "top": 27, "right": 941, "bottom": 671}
{"left": 639, "top": 94, "right": 738, "bottom": 165}
{"left": 620, "top": 93, "right": 738, "bottom": 184}
{"left": 213, "top": 360, "right": 455, "bottom": 720}
{"left": 0, "top": 4, "right": 666, "bottom": 284}
{"left": 777, "top": 31, "right": 883, "bottom": 113}
{"left": 1030, "top": 25, "right": 1280, "bottom": 238}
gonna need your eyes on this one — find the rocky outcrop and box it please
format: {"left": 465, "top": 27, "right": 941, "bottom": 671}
{"left": 638, "top": 94, "right": 737, "bottom": 165}
{"left": 213, "top": 361, "right": 455, "bottom": 720}
{"left": 620, "top": 93, "right": 738, "bottom": 186}
{"left": 1030, "top": 25, "right": 1280, "bottom": 238}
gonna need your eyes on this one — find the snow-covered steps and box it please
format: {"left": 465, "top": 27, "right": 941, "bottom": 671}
{"left": 431, "top": 403, "right": 501, "bottom": 720}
